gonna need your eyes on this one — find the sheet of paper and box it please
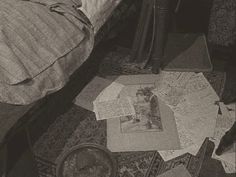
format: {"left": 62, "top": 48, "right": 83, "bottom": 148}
{"left": 175, "top": 73, "right": 219, "bottom": 143}
{"left": 93, "top": 98, "right": 135, "bottom": 120}
{"left": 160, "top": 102, "right": 218, "bottom": 162}
{"left": 155, "top": 72, "right": 219, "bottom": 111}
{"left": 158, "top": 71, "right": 194, "bottom": 88}
{"left": 159, "top": 141, "right": 203, "bottom": 161}
{"left": 160, "top": 110, "right": 215, "bottom": 160}
{"left": 221, "top": 160, "right": 236, "bottom": 174}
{"left": 170, "top": 95, "right": 218, "bottom": 150}
{"left": 214, "top": 142, "right": 236, "bottom": 165}
{"left": 75, "top": 76, "right": 124, "bottom": 111}
{"left": 157, "top": 72, "right": 219, "bottom": 161}
{"left": 155, "top": 72, "right": 195, "bottom": 108}
{"left": 156, "top": 165, "right": 192, "bottom": 177}
{"left": 211, "top": 103, "right": 236, "bottom": 165}
{"left": 175, "top": 105, "right": 218, "bottom": 144}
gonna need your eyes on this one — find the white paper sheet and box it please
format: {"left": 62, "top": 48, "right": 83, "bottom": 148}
{"left": 221, "top": 160, "right": 236, "bottom": 174}
{"left": 75, "top": 76, "right": 124, "bottom": 111}
{"left": 155, "top": 71, "right": 195, "bottom": 108}
{"left": 174, "top": 104, "right": 219, "bottom": 145}
{"left": 211, "top": 103, "right": 236, "bottom": 167}
{"left": 157, "top": 72, "right": 219, "bottom": 161}
{"left": 93, "top": 98, "right": 135, "bottom": 120}
{"left": 159, "top": 141, "right": 203, "bottom": 161}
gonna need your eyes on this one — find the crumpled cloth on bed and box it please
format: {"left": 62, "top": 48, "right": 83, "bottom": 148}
{"left": 24, "top": 0, "right": 91, "bottom": 26}
{"left": 0, "top": 0, "right": 94, "bottom": 105}
{"left": 80, "top": 0, "right": 121, "bottom": 33}
{"left": 0, "top": 0, "right": 92, "bottom": 85}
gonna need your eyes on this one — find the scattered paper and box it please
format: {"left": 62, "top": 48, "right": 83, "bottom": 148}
{"left": 211, "top": 102, "right": 236, "bottom": 171}
{"left": 78, "top": 73, "right": 221, "bottom": 161}
{"left": 75, "top": 76, "right": 124, "bottom": 111}
{"left": 174, "top": 105, "right": 219, "bottom": 146}
{"left": 107, "top": 75, "right": 180, "bottom": 152}
{"left": 157, "top": 165, "right": 192, "bottom": 177}
{"left": 157, "top": 72, "right": 219, "bottom": 161}
{"left": 159, "top": 140, "right": 204, "bottom": 161}
{"left": 156, "top": 72, "right": 219, "bottom": 109}
{"left": 221, "top": 160, "right": 236, "bottom": 174}
{"left": 93, "top": 98, "right": 135, "bottom": 120}
{"left": 155, "top": 71, "right": 194, "bottom": 107}
{"left": 107, "top": 98, "right": 180, "bottom": 152}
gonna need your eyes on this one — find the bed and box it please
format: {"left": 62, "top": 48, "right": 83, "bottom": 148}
{"left": 0, "top": 0, "right": 134, "bottom": 176}
{"left": 0, "top": 0, "right": 123, "bottom": 105}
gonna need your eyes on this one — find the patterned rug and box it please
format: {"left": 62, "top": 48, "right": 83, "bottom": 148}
{"left": 33, "top": 105, "right": 156, "bottom": 177}
{"left": 208, "top": 0, "right": 236, "bottom": 47}
{"left": 33, "top": 105, "right": 210, "bottom": 177}
{"left": 33, "top": 46, "right": 226, "bottom": 177}
{"left": 99, "top": 46, "right": 226, "bottom": 98}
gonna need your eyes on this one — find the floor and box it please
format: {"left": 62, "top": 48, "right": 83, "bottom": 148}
{"left": 8, "top": 1, "right": 236, "bottom": 176}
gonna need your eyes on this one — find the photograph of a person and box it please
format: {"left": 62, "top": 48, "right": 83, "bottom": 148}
{"left": 120, "top": 84, "right": 163, "bottom": 133}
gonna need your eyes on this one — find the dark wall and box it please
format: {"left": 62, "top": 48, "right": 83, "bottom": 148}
{"left": 170, "top": 0, "right": 213, "bottom": 34}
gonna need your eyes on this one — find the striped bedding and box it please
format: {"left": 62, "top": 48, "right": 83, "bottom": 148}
{"left": 80, "top": 0, "right": 121, "bottom": 33}
{"left": 0, "top": 0, "right": 94, "bottom": 104}
{"left": 0, "top": 0, "right": 122, "bottom": 105}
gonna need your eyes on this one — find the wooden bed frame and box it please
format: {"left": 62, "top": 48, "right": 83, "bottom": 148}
{"left": 0, "top": 1, "right": 135, "bottom": 176}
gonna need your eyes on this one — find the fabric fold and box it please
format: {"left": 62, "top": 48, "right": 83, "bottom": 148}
{"left": 0, "top": 0, "right": 92, "bottom": 85}
{"left": 25, "top": 0, "right": 92, "bottom": 27}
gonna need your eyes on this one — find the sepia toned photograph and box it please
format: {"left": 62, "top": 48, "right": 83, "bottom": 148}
{"left": 119, "top": 84, "right": 163, "bottom": 133}
{"left": 0, "top": 0, "right": 235, "bottom": 176}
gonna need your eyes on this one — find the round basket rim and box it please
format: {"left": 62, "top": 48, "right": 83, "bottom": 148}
{"left": 56, "top": 143, "right": 117, "bottom": 177}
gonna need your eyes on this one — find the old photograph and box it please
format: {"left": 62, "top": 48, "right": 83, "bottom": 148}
{"left": 119, "top": 84, "right": 163, "bottom": 133}
{"left": 0, "top": 0, "right": 235, "bottom": 176}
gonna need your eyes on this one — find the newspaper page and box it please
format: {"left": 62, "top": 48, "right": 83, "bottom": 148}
{"left": 75, "top": 76, "right": 124, "bottom": 111}
{"left": 93, "top": 98, "right": 135, "bottom": 120}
